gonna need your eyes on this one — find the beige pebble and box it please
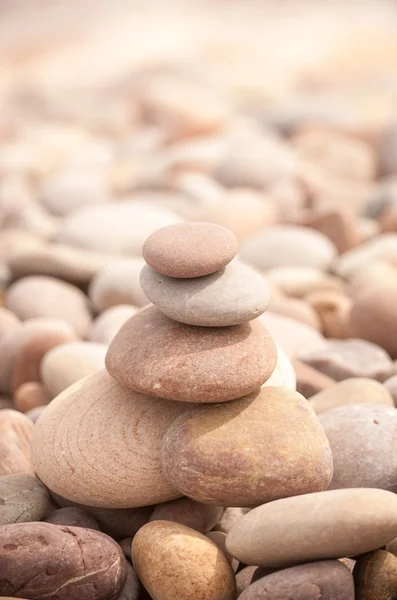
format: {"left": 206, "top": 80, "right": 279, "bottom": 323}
{"left": 89, "top": 258, "right": 148, "bottom": 312}
{"left": 265, "top": 266, "right": 343, "bottom": 298}
{"left": 150, "top": 498, "right": 223, "bottom": 533}
{"left": 7, "top": 242, "right": 114, "bottom": 286}
{"left": 58, "top": 201, "right": 182, "bottom": 255}
{"left": 301, "top": 206, "right": 360, "bottom": 254}
{"left": 40, "top": 166, "right": 111, "bottom": 216}
{"left": 0, "top": 308, "right": 21, "bottom": 344}
{"left": 131, "top": 521, "right": 236, "bottom": 600}
{"left": 161, "top": 386, "right": 332, "bottom": 506}
{"left": 310, "top": 378, "right": 394, "bottom": 414}
{"left": 240, "top": 226, "right": 337, "bottom": 272}
{"left": 40, "top": 341, "right": 107, "bottom": 399}
{"left": 334, "top": 234, "right": 397, "bottom": 279}
{"left": 89, "top": 305, "right": 138, "bottom": 344}
{"left": 305, "top": 290, "right": 352, "bottom": 338}
{"left": 140, "top": 261, "right": 270, "bottom": 326}
{"left": 0, "top": 409, "right": 34, "bottom": 476}
{"left": 6, "top": 276, "right": 91, "bottom": 338}
{"left": 268, "top": 296, "right": 321, "bottom": 330}
{"left": 106, "top": 305, "right": 277, "bottom": 403}
{"left": 13, "top": 381, "right": 49, "bottom": 413}
{"left": 347, "top": 260, "right": 397, "bottom": 298}
{"left": 384, "top": 374, "right": 397, "bottom": 405}
{"left": 262, "top": 345, "right": 296, "bottom": 389}
{"left": 206, "top": 532, "right": 239, "bottom": 572}
{"left": 214, "top": 507, "right": 251, "bottom": 535}
{"left": 259, "top": 311, "right": 326, "bottom": 359}
{"left": 226, "top": 489, "right": 397, "bottom": 568}
{"left": 25, "top": 405, "right": 47, "bottom": 423}
{"left": 31, "top": 370, "right": 190, "bottom": 508}
{"left": 142, "top": 222, "right": 238, "bottom": 278}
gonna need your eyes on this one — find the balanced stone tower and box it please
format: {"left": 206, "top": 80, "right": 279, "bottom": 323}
{"left": 31, "top": 221, "right": 333, "bottom": 598}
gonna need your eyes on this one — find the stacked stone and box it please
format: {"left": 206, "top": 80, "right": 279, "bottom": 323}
{"left": 26, "top": 222, "right": 397, "bottom": 600}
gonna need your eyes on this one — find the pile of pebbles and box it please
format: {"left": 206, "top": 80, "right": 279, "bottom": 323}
{"left": 2, "top": 29, "right": 397, "bottom": 598}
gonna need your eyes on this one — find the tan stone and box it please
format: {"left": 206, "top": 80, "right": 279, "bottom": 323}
{"left": 310, "top": 378, "right": 394, "bottom": 414}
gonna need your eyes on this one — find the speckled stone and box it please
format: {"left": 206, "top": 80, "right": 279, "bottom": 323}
{"left": 240, "top": 560, "right": 354, "bottom": 600}
{"left": 131, "top": 521, "right": 236, "bottom": 600}
{"left": 319, "top": 403, "right": 397, "bottom": 491}
{"left": 226, "top": 489, "right": 397, "bottom": 568}
{"left": 106, "top": 305, "right": 277, "bottom": 403}
{"left": 142, "top": 222, "right": 238, "bottom": 278}
{"left": 140, "top": 260, "right": 270, "bottom": 326}
{"left": 31, "top": 370, "right": 189, "bottom": 508}
{"left": 161, "top": 386, "right": 332, "bottom": 506}
{"left": 0, "top": 522, "right": 127, "bottom": 600}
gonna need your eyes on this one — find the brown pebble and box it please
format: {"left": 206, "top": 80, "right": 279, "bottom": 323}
{"left": 150, "top": 497, "right": 223, "bottom": 533}
{"left": 293, "top": 360, "right": 335, "bottom": 398}
{"left": 305, "top": 290, "right": 352, "bottom": 338}
{"left": 44, "top": 507, "right": 100, "bottom": 530}
{"left": 302, "top": 206, "right": 360, "bottom": 254}
{"left": 349, "top": 285, "right": 397, "bottom": 358}
{"left": 119, "top": 537, "right": 133, "bottom": 560}
{"left": 131, "top": 521, "right": 236, "bottom": 600}
{"left": 0, "top": 409, "right": 34, "bottom": 476}
{"left": 106, "top": 305, "right": 277, "bottom": 403}
{"left": 0, "top": 522, "right": 127, "bottom": 599}
{"left": 13, "top": 381, "right": 49, "bottom": 413}
{"left": 161, "top": 386, "right": 332, "bottom": 506}
{"left": 142, "top": 222, "right": 238, "bottom": 278}
{"left": 117, "top": 561, "right": 140, "bottom": 600}
{"left": 301, "top": 338, "right": 393, "bottom": 381}
{"left": 354, "top": 550, "right": 397, "bottom": 600}
{"left": 214, "top": 507, "right": 251, "bottom": 534}
{"left": 50, "top": 491, "right": 153, "bottom": 539}
{"left": 236, "top": 566, "right": 258, "bottom": 597}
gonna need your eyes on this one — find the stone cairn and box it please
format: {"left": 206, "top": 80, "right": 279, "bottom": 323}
{"left": 8, "top": 221, "right": 397, "bottom": 600}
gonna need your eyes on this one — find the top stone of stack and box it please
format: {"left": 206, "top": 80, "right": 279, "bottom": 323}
{"left": 140, "top": 221, "right": 271, "bottom": 327}
{"left": 142, "top": 221, "right": 238, "bottom": 278}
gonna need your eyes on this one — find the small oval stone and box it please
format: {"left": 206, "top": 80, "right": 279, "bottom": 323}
{"left": 310, "top": 378, "right": 394, "bottom": 414}
{"left": 89, "top": 305, "right": 137, "bottom": 344}
{"left": 13, "top": 381, "right": 49, "bottom": 413}
{"left": 161, "top": 386, "right": 332, "bottom": 506}
{"left": 6, "top": 276, "right": 91, "bottom": 338}
{"left": 354, "top": 550, "right": 397, "bottom": 600}
{"left": 118, "top": 562, "right": 140, "bottom": 600}
{"left": 31, "top": 370, "right": 189, "bottom": 508}
{"left": 150, "top": 498, "right": 223, "bottom": 533}
{"left": 226, "top": 489, "right": 397, "bottom": 568}
{"left": 106, "top": 305, "right": 277, "bottom": 403}
{"left": 0, "top": 474, "right": 50, "bottom": 526}
{"left": 240, "top": 560, "right": 354, "bottom": 600}
{"left": 349, "top": 285, "right": 397, "bottom": 358}
{"left": 240, "top": 225, "right": 337, "bottom": 272}
{"left": 140, "top": 261, "right": 270, "bottom": 326}
{"left": 319, "top": 403, "right": 397, "bottom": 491}
{"left": 0, "top": 522, "right": 127, "bottom": 599}
{"left": 41, "top": 341, "right": 107, "bottom": 399}
{"left": 131, "top": 521, "right": 236, "bottom": 600}
{"left": 142, "top": 222, "right": 238, "bottom": 278}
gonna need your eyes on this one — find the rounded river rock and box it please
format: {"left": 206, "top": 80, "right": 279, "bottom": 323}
{"left": 106, "top": 305, "right": 277, "bottom": 403}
